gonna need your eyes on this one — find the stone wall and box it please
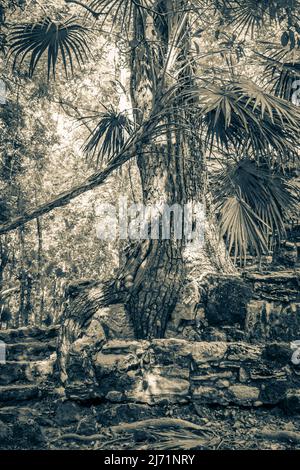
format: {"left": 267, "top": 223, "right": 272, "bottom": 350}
{"left": 244, "top": 271, "right": 300, "bottom": 342}
{"left": 0, "top": 325, "right": 59, "bottom": 403}
{"left": 166, "top": 270, "right": 300, "bottom": 343}
{"left": 59, "top": 269, "right": 300, "bottom": 408}
{"left": 64, "top": 337, "right": 300, "bottom": 408}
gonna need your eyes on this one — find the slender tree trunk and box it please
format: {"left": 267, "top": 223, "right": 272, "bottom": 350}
{"left": 36, "top": 215, "right": 45, "bottom": 324}
{"left": 0, "top": 238, "right": 8, "bottom": 291}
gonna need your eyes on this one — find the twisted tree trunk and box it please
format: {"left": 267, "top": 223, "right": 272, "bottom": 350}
{"left": 119, "top": 0, "right": 235, "bottom": 338}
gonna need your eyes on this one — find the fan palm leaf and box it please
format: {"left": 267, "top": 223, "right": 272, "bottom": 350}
{"left": 207, "top": 0, "right": 300, "bottom": 37}
{"left": 214, "top": 159, "right": 299, "bottom": 263}
{"left": 87, "top": 0, "right": 154, "bottom": 31}
{"left": 257, "top": 48, "right": 300, "bottom": 100}
{"left": 83, "top": 109, "right": 134, "bottom": 166}
{"left": 8, "top": 17, "right": 90, "bottom": 79}
{"left": 268, "top": 61, "right": 300, "bottom": 100}
{"left": 199, "top": 79, "right": 300, "bottom": 162}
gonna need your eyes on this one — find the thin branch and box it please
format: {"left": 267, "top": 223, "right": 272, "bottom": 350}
{"left": 64, "top": 0, "right": 102, "bottom": 18}
{"left": 0, "top": 121, "right": 151, "bottom": 236}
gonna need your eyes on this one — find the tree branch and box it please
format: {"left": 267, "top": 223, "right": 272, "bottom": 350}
{"left": 0, "top": 77, "right": 172, "bottom": 236}
{"left": 64, "top": 0, "right": 102, "bottom": 19}
{"left": 0, "top": 158, "right": 129, "bottom": 236}
{"left": 0, "top": 286, "right": 19, "bottom": 299}
{"left": 0, "top": 123, "right": 148, "bottom": 236}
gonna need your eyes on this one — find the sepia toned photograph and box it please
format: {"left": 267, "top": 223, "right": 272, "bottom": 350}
{"left": 0, "top": 0, "right": 299, "bottom": 457}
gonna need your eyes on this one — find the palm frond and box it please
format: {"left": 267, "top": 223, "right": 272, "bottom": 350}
{"left": 8, "top": 17, "right": 90, "bottom": 79}
{"left": 257, "top": 49, "right": 300, "bottom": 100}
{"left": 210, "top": 0, "right": 300, "bottom": 37}
{"left": 219, "top": 195, "right": 269, "bottom": 264}
{"left": 214, "top": 159, "right": 299, "bottom": 264}
{"left": 199, "top": 79, "right": 300, "bottom": 162}
{"left": 83, "top": 109, "right": 134, "bottom": 166}
{"left": 87, "top": 0, "right": 154, "bottom": 31}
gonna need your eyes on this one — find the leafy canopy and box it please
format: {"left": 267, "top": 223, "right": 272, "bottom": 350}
{"left": 4, "top": 0, "right": 300, "bottom": 263}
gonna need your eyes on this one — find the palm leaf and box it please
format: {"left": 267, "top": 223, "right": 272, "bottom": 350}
{"left": 257, "top": 48, "right": 300, "bottom": 100}
{"left": 214, "top": 159, "right": 299, "bottom": 263}
{"left": 220, "top": 195, "right": 269, "bottom": 263}
{"left": 8, "top": 17, "right": 89, "bottom": 79}
{"left": 87, "top": 0, "right": 154, "bottom": 31}
{"left": 83, "top": 109, "right": 134, "bottom": 166}
{"left": 199, "top": 79, "right": 300, "bottom": 162}
{"left": 209, "top": 0, "right": 300, "bottom": 37}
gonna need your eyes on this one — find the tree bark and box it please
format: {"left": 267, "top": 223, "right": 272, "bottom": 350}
{"left": 119, "top": 0, "right": 235, "bottom": 338}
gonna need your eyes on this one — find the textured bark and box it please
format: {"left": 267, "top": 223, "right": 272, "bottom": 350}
{"left": 57, "top": 278, "right": 123, "bottom": 382}
{"left": 120, "top": 0, "right": 235, "bottom": 338}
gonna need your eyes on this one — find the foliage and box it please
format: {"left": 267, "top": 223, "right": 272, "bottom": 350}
{"left": 0, "top": 0, "right": 300, "bottom": 328}
{"left": 199, "top": 79, "right": 300, "bottom": 163}
{"left": 8, "top": 16, "right": 90, "bottom": 79}
{"left": 257, "top": 45, "right": 300, "bottom": 101}
{"left": 83, "top": 109, "right": 134, "bottom": 166}
{"left": 208, "top": 0, "right": 300, "bottom": 36}
{"left": 88, "top": 0, "right": 154, "bottom": 28}
{"left": 214, "top": 159, "right": 299, "bottom": 263}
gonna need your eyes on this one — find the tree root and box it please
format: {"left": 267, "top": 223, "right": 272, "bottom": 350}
{"left": 53, "top": 433, "right": 106, "bottom": 443}
{"left": 257, "top": 429, "right": 300, "bottom": 445}
{"left": 110, "top": 418, "right": 207, "bottom": 434}
{"left": 54, "top": 418, "right": 208, "bottom": 443}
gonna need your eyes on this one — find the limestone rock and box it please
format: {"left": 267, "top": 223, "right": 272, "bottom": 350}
{"left": 54, "top": 401, "right": 82, "bottom": 426}
{"left": 192, "top": 342, "right": 227, "bottom": 364}
{"left": 151, "top": 339, "right": 192, "bottom": 366}
{"left": 229, "top": 385, "right": 260, "bottom": 404}
{"left": 283, "top": 390, "right": 300, "bottom": 415}
{"left": 202, "top": 327, "right": 228, "bottom": 342}
{"left": 203, "top": 275, "right": 252, "bottom": 327}
{"left": 246, "top": 300, "right": 300, "bottom": 342}
{"left": 226, "top": 343, "right": 261, "bottom": 361}
{"left": 191, "top": 386, "right": 227, "bottom": 404}
{"left": 125, "top": 372, "right": 190, "bottom": 404}
{"left": 105, "top": 391, "right": 124, "bottom": 402}
{"left": 239, "top": 367, "right": 248, "bottom": 383}
{"left": 259, "top": 380, "right": 288, "bottom": 405}
{"left": 0, "top": 384, "right": 41, "bottom": 402}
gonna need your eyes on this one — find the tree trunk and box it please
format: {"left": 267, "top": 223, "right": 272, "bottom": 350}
{"left": 36, "top": 215, "right": 45, "bottom": 324}
{"left": 119, "top": 0, "right": 235, "bottom": 338}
